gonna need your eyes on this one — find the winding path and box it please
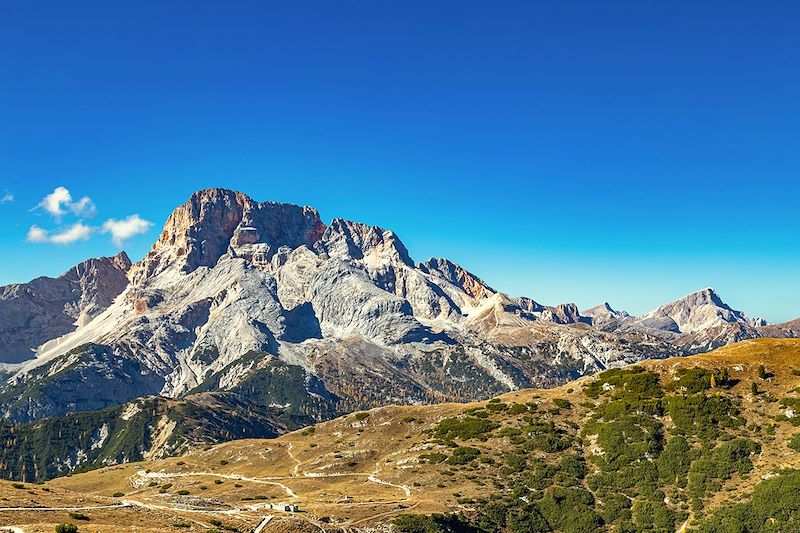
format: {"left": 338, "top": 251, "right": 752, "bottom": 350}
{"left": 0, "top": 502, "right": 131, "bottom": 511}
{"left": 286, "top": 442, "right": 301, "bottom": 476}
{"left": 367, "top": 475, "right": 411, "bottom": 498}
{"left": 135, "top": 470, "right": 298, "bottom": 499}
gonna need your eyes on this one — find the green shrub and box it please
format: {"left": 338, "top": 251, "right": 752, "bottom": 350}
{"left": 667, "top": 394, "right": 742, "bottom": 438}
{"left": 536, "top": 486, "right": 601, "bottom": 533}
{"left": 507, "top": 403, "right": 528, "bottom": 415}
{"left": 633, "top": 497, "right": 680, "bottom": 530}
{"left": 446, "top": 446, "right": 481, "bottom": 465}
{"left": 435, "top": 417, "right": 498, "bottom": 441}
{"left": 695, "top": 469, "right": 800, "bottom": 531}
{"left": 584, "top": 367, "right": 662, "bottom": 400}
{"left": 688, "top": 438, "right": 761, "bottom": 506}
{"left": 393, "top": 514, "right": 468, "bottom": 532}
{"left": 486, "top": 402, "right": 508, "bottom": 412}
{"left": 589, "top": 415, "right": 664, "bottom": 470}
{"left": 419, "top": 452, "right": 447, "bottom": 464}
{"left": 669, "top": 368, "right": 714, "bottom": 393}
{"left": 559, "top": 455, "right": 588, "bottom": 480}
{"left": 553, "top": 398, "right": 571, "bottom": 409}
{"left": 55, "top": 525, "right": 78, "bottom": 533}
{"left": 657, "top": 436, "right": 694, "bottom": 484}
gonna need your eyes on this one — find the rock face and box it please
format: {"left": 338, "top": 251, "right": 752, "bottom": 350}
{"left": 1, "top": 188, "right": 797, "bottom": 425}
{"left": 612, "top": 288, "right": 777, "bottom": 353}
{"left": 130, "top": 188, "right": 324, "bottom": 284}
{"left": 0, "top": 252, "right": 131, "bottom": 363}
{"left": 581, "top": 302, "right": 632, "bottom": 329}
{"left": 635, "top": 288, "right": 747, "bottom": 335}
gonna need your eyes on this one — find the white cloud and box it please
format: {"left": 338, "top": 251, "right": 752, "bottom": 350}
{"left": 27, "top": 188, "right": 152, "bottom": 247}
{"left": 0, "top": 193, "right": 13, "bottom": 204}
{"left": 35, "top": 186, "right": 96, "bottom": 218}
{"left": 26, "top": 225, "right": 49, "bottom": 243}
{"left": 102, "top": 214, "right": 153, "bottom": 246}
{"left": 27, "top": 222, "right": 94, "bottom": 245}
{"left": 70, "top": 195, "right": 96, "bottom": 217}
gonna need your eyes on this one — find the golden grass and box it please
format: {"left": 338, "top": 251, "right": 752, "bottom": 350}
{"left": 4, "top": 338, "right": 800, "bottom": 530}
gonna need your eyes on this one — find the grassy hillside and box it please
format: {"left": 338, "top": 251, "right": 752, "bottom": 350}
{"left": 2, "top": 339, "right": 799, "bottom": 532}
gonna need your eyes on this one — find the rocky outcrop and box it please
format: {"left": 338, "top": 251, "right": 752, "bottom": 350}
{"left": 539, "top": 303, "right": 587, "bottom": 325}
{"left": 418, "top": 258, "right": 494, "bottom": 301}
{"left": 581, "top": 302, "right": 632, "bottom": 329}
{"left": 634, "top": 288, "right": 748, "bottom": 335}
{"left": 129, "top": 188, "right": 325, "bottom": 284}
{"left": 316, "top": 218, "right": 413, "bottom": 267}
{"left": 0, "top": 252, "right": 131, "bottom": 363}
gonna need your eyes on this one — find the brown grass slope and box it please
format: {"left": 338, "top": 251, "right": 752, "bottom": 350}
{"left": 1, "top": 338, "right": 799, "bottom": 531}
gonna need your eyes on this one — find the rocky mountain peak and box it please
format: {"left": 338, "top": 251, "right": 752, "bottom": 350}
{"left": 418, "top": 258, "right": 494, "bottom": 300}
{"left": 61, "top": 251, "right": 131, "bottom": 285}
{"left": 129, "top": 188, "right": 325, "bottom": 285}
{"left": 0, "top": 252, "right": 131, "bottom": 362}
{"left": 638, "top": 287, "right": 748, "bottom": 335}
{"left": 539, "top": 303, "right": 586, "bottom": 324}
{"left": 316, "top": 218, "right": 414, "bottom": 268}
{"left": 682, "top": 287, "right": 726, "bottom": 308}
{"left": 581, "top": 302, "right": 617, "bottom": 317}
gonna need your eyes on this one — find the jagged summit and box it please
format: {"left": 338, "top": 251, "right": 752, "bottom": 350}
{"left": 0, "top": 252, "right": 131, "bottom": 362}
{"left": 637, "top": 287, "right": 748, "bottom": 335}
{"left": 316, "top": 218, "right": 414, "bottom": 267}
{"left": 130, "top": 188, "right": 325, "bottom": 285}
{"left": 418, "top": 258, "right": 495, "bottom": 300}
{"left": 582, "top": 302, "right": 622, "bottom": 317}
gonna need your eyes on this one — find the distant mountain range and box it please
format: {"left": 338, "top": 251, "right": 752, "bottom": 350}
{"left": 0, "top": 188, "right": 796, "bottom": 469}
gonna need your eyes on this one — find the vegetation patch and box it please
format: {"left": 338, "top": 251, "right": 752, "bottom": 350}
{"left": 435, "top": 417, "right": 499, "bottom": 442}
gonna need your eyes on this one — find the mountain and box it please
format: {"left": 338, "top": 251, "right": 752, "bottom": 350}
{"left": 5, "top": 339, "right": 800, "bottom": 532}
{"left": 581, "top": 302, "right": 631, "bottom": 329}
{"left": 0, "top": 188, "right": 797, "bottom": 428}
{"left": 0, "top": 252, "right": 130, "bottom": 363}
{"left": 634, "top": 287, "right": 750, "bottom": 335}
{"left": 0, "top": 391, "right": 302, "bottom": 483}
{"left": 612, "top": 287, "right": 798, "bottom": 353}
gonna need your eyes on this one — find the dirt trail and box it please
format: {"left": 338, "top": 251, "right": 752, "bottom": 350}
{"left": 134, "top": 470, "right": 298, "bottom": 499}
{"left": 0, "top": 502, "right": 131, "bottom": 511}
{"left": 253, "top": 515, "right": 273, "bottom": 533}
{"left": 286, "top": 442, "right": 301, "bottom": 476}
{"left": 133, "top": 465, "right": 412, "bottom": 500}
{"left": 367, "top": 475, "right": 411, "bottom": 498}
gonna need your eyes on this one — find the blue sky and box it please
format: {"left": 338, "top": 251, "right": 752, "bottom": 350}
{"left": 1, "top": 1, "right": 799, "bottom": 322}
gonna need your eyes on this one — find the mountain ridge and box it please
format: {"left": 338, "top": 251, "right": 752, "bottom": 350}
{"left": 0, "top": 188, "right": 796, "bottom": 428}
{"left": 0, "top": 251, "right": 131, "bottom": 363}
